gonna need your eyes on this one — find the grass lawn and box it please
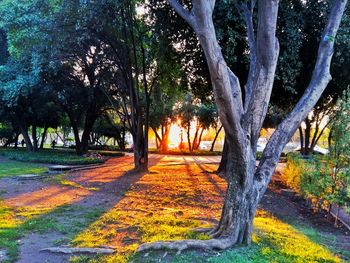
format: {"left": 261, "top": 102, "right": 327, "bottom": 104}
{"left": 0, "top": 148, "right": 104, "bottom": 165}
{"left": 0, "top": 157, "right": 346, "bottom": 263}
{"left": 0, "top": 161, "right": 48, "bottom": 178}
{"left": 0, "top": 201, "right": 105, "bottom": 263}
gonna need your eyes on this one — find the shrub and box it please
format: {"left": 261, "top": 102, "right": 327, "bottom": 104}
{"left": 281, "top": 154, "right": 304, "bottom": 192}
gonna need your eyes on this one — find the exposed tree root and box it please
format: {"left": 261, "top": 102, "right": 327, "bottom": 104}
{"left": 137, "top": 238, "right": 235, "bottom": 254}
{"left": 194, "top": 227, "right": 214, "bottom": 233}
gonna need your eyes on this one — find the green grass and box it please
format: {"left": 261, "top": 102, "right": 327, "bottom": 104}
{"left": 0, "top": 161, "right": 48, "bottom": 178}
{"left": 0, "top": 201, "right": 105, "bottom": 263}
{"left": 96, "top": 150, "right": 125, "bottom": 157}
{"left": 0, "top": 148, "right": 104, "bottom": 165}
{"left": 129, "top": 212, "right": 344, "bottom": 263}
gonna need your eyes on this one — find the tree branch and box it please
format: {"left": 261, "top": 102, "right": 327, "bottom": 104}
{"left": 255, "top": 0, "right": 348, "bottom": 198}
{"left": 244, "top": 0, "right": 280, "bottom": 142}
{"left": 166, "top": 0, "right": 196, "bottom": 27}
{"left": 240, "top": 1, "right": 257, "bottom": 111}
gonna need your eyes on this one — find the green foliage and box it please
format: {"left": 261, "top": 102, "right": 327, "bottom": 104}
{"left": 299, "top": 158, "right": 331, "bottom": 207}
{"left": 197, "top": 103, "right": 218, "bottom": 130}
{"left": 283, "top": 145, "right": 350, "bottom": 211}
{"left": 283, "top": 88, "right": 350, "bottom": 210}
{"left": 327, "top": 90, "right": 350, "bottom": 207}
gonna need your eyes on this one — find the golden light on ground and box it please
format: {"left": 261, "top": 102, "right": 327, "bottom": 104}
{"left": 0, "top": 156, "right": 343, "bottom": 263}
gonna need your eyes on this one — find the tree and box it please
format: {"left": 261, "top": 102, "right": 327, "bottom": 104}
{"left": 137, "top": 0, "right": 348, "bottom": 252}
{"left": 0, "top": 54, "right": 61, "bottom": 152}
{"left": 92, "top": 113, "right": 127, "bottom": 150}
{"left": 327, "top": 90, "right": 350, "bottom": 224}
{"left": 193, "top": 103, "right": 217, "bottom": 150}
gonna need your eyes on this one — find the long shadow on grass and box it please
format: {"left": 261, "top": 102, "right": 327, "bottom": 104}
{"left": 1, "top": 156, "right": 168, "bottom": 262}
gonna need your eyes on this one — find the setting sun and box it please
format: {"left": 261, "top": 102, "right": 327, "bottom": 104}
{"left": 168, "top": 123, "right": 182, "bottom": 148}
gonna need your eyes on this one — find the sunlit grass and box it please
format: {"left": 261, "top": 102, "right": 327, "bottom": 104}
{"left": 0, "top": 161, "right": 48, "bottom": 178}
{"left": 49, "top": 173, "right": 99, "bottom": 191}
{"left": 0, "top": 201, "right": 105, "bottom": 262}
{"left": 252, "top": 211, "right": 340, "bottom": 263}
{"left": 128, "top": 211, "right": 341, "bottom": 263}
{"left": 0, "top": 148, "right": 103, "bottom": 165}
{"left": 69, "top": 163, "right": 343, "bottom": 263}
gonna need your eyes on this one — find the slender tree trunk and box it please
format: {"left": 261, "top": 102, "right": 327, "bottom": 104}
{"left": 144, "top": 95, "right": 150, "bottom": 169}
{"left": 193, "top": 128, "right": 205, "bottom": 150}
{"left": 72, "top": 124, "right": 82, "bottom": 155}
{"left": 310, "top": 121, "right": 320, "bottom": 151}
{"left": 32, "top": 123, "right": 38, "bottom": 152}
{"left": 13, "top": 132, "right": 19, "bottom": 148}
{"left": 192, "top": 126, "right": 200, "bottom": 151}
{"left": 196, "top": 128, "right": 205, "bottom": 150}
{"left": 304, "top": 118, "right": 311, "bottom": 155}
{"left": 186, "top": 124, "right": 192, "bottom": 152}
{"left": 160, "top": 126, "right": 170, "bottom": 153}
{"left": 210, "top": 125, "right": 223, "bottom": 152}
{"left": 299, "top": 127, "right": 304, "bottom": 155}
{"left": 39, "top": 126, "right": 48, "bottom": 149}
{"left": 153, "top": 127, "right": 161, "bottom": 150}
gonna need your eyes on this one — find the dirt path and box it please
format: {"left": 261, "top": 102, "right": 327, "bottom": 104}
{"left": 0, "top": 155, "right": 348, "bottom": 263}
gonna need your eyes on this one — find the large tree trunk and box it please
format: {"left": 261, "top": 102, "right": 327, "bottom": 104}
{"left": 210, "top": 147, "right": 257, "bottom": 244}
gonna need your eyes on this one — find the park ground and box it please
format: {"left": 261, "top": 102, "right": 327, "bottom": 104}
{"left": 0, "top": 154, "right": 350, "bottom": 263}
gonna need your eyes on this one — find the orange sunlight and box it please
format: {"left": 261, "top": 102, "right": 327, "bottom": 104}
{"left": 168, "top": 123, "right": 182, "bottom": 148}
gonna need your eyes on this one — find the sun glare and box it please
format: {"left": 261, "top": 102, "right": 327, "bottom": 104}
{"left": 168, "top": 123, "right": 182, "bottom": 148}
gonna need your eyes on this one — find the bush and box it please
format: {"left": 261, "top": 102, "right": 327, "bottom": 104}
{"left": 281, "top": 154, "right": 304, "bottom": 192}
{"left": 282, "top": 153, "right": 350, "bottom": 212}
{"left": 299, "top": 158, "right": 330, "bottom": 209}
